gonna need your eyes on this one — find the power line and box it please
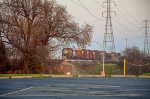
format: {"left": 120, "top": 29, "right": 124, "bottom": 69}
{"left": 94, "top": 0, "right": 140, "bottom": 38}
{"left": 77, "top": 0, "right": 104, "bottom": 21}
{"left": 116, "top": 15, "right": 139, "bottom": 33}
{"left": 115, "top": 5, "right": 137, "bottom": 26}
{"left": 117, "top": 0, "right": 138, "bottom": 22}
{"left": 112, "top": 17, "right": 143, "bottom": 51}
{"left": 113, "top": 16, "right": 141, "bottom": 38}
{"left": 95, "top": 0, "right": 142, "bottom": 50}
{"left": 70, "top": 0, "right": 102, "bottom": 24}
{"left": 68, "top": 12, "right": 87, "bottom": 24}
{"left": 94, "top": 0, "right": 130, "bottom": 39}
{"left": 94, "top": 0, "right": 101, "bottom": 5}
{"left": 71, "top": 0, "right": 81, "bottom": 7}
{"left": 95, "top": 0, "right": 141, "bottom": 38}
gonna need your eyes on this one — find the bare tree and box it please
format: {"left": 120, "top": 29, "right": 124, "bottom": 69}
{"left": 123, "top": 47, "right": 145, "bottom": 65}
{"left": 0, "top": 0, "right": 93, "bottom": 73}
{"left": 0, "top": 40, "right": 9, "bottom": 73}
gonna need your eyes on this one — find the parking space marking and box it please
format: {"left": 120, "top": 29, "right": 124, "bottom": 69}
{"left": 0, "top": 87, "right": 33, "bottom": 96}
{"left": 0, "top": 93, "right": 142, "bottom": 97}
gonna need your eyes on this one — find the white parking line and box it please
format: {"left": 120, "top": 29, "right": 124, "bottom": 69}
{"left": 0, "top": 87, "right": 33, "bottom": 96}
{"left": 3, "top": 93, "right": 142, "bottom": 97}
{"left": 57, "top": 83, "right": 120, "bottom": 88}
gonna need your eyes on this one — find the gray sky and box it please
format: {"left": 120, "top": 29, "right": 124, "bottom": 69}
{"left": 56, "top": 0, "right": 150, "bottom": 52}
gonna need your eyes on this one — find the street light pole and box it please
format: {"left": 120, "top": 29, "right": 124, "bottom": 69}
{"left": 92, "top": 41, "right": 105, "bottom": 76}
{"left": 102, "top": 43, "right": 105, "bottom": 76}
{"left": 102, "top": 51, "right": 105, "bottom": 74}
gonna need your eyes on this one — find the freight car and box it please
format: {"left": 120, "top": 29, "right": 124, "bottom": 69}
{"left": 92, "top": 50, "right": 100, "bottom": 60}
{"left": 62, "top": 48, "right": 120, "bottom": 62}
{"left": 74, "top": 48, "right": 82, "bottom": 59}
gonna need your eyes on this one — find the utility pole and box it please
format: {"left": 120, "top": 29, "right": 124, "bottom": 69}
{"left": 102, "top": 0, "right": 116, "bottom": 53}
{"left": 142, "top": 20, "right": 150, "bottom": 71}
{"left": 101, "top": 0, "right": 116, "bottom": 76}
{"left": 143, "top": 20, "right": 150, "bottom": 56}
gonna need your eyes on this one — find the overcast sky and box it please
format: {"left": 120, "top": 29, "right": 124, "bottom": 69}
{"left": 56, "top": 0, "right": 150, "bottom": 52}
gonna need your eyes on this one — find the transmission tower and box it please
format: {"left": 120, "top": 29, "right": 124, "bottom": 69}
{"left": 142, "top": 20, "right": 150, "bottom": 56}
{"left": 102, "top": 0, "right": 116, "bottom": 52}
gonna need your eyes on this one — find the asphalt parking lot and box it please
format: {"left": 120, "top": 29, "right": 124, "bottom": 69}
{"left": 0, "top": 77, "right": 150, "bottom": 99}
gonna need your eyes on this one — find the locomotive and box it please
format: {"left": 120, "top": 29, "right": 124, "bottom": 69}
{"left": 62, "top": 48, "right": 74, "bottom": 59}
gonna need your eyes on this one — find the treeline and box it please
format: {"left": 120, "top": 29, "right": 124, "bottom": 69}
{"left": 0, "top": 0, "right": 93, "bottom": 74}
{"left": 119, "top": 46, "right": 150, "bottom": 75}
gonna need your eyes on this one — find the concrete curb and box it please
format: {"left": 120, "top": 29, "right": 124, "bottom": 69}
{"left": 111, "top": 75, "right": 136, "bottom": 78}
{"left": 111, "top": 75, "right": 150, "bottom": 78}
{"left": 78, "top": 75, "right": 105, "bottom": 77}
{"left": 0, "top": 75, "right": 150, "bottom": 79}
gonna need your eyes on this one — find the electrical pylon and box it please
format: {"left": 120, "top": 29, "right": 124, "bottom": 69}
{"left": 142, "top": 20, "right": 150, "bottom": 56}
{"left": 102, "top": 0, "right": 116, "bottom": 52}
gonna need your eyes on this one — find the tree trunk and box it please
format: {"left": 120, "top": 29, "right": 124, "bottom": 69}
{"left": 23, "top": 53, "right": 31, "bottom": 74}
